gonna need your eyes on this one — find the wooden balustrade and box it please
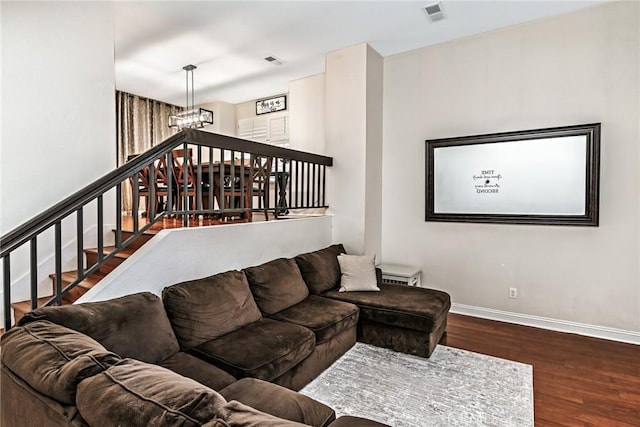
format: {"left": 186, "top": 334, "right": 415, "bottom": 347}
{"left": 0, "top": 129, "right": 333, "bottom": 331}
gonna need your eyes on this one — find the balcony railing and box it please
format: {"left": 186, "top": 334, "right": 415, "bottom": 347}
{"left": 0, "top": 129, "right": 333, "bottom": 330}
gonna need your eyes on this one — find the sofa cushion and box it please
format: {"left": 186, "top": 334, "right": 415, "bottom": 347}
{"left": 20, "top": 292, "right": 180, "bottom": 364}
{"left": 337, "top": 255, "right": 379, "bottom": 292}
{"left": 243, "top": 258, "right": 309, "bottom": 315}
{"left": 1, "top": 320, "right": 121, "bottom": 405}
{"left": 323, "top": 284, "right": 451, "bottom": 332}
{"left": 270, "top": 295, "right": 359, "bottom": 344}
{"left": 220, "top": 378, "right": 335, "bottom": 427}
{"left": 159, "top": 351, "right": 237, "bottom": 391}
{"left": 191, "top": 318, "right": 315, "bottom": 382}
{"left": 163, "top": 270, "right": 262, "bottom": 350}
{"left": 203, "top": 401, "right": 309, "bottom": 427}
{"left": 295, "top": 244, "right": 346, "bottom": 294}
{"left": 76, "top": 358, "right": 227, "bottom": 427}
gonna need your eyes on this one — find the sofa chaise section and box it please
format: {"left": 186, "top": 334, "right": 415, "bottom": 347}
{"left": 323, "top": 283, "right": 451, "bottom": 357}
{"left": 296, "top": 244, "right": 451, "bottom": 358}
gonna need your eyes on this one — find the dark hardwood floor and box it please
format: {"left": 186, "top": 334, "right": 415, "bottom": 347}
{"left": 443, "top": 313, "right": 640, "bottom": 426}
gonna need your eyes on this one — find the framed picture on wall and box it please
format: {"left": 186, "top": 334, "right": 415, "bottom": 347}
{"left": 256, "top": 95, "right": 286, "bottom": 115}
{"left": 425, "top": 123, "right": 601, "bottom": 226}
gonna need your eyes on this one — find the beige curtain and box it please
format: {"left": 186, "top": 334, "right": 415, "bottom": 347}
{"left": 116, "top": 91, "right": 182, "bottom": 211}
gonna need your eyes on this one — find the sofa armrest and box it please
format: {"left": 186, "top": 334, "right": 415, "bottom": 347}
{"left": 204, "top": 401, "right": 310, "bottom": 426}
{"left": 220, "top": 378, "right": 335, "bottom": 427}
{"left": 328, "top": 416, "right": 390, "bottom": 427}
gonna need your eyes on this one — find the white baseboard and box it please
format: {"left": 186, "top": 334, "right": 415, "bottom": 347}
{"left": 450, "top": 303, "right": 640, "bottom": 345}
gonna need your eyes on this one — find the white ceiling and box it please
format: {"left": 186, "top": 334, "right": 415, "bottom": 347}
{"left": 114, "top": 0, "right": 603, "bottom": 106}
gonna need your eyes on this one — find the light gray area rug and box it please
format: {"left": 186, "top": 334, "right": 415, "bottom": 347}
{"left": 300, "top": 343, "right": 533, "bottom": 427}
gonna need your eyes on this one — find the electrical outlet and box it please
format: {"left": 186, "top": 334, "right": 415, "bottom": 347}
{"left": 509, "top": 287, "right": 518, "bottom": 299}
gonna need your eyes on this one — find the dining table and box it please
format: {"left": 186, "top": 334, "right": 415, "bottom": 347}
{"left": 196, "top": 162, "right": 253, "bottom": 219}
{"left": 191, "top": 161, "right": 290, "bottom": 219}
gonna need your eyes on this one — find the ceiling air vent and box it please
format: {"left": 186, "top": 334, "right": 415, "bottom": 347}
{"left": 264, "top": 56, "right": 284, "bottom": 66}
{"left": 423, "top": 2, "right": 445, "bottom": 23}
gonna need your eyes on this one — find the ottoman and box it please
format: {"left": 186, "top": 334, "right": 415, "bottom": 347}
{"left": 322, "top": 283, "right": 451, "bottom": 357}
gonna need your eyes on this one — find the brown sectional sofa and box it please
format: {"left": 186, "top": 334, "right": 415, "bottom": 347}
{"left": 1, "top": 243, "right": 450, "bottom": 427}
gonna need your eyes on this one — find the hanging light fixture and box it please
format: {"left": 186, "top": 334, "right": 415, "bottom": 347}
{"left": 168, "top": 64, "right": 213, "bottom": 130}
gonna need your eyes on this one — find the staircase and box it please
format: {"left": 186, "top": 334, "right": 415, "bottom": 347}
{"left": 2, "top": 129, "right": 334, "bottom": 333}
{"left": 8, "top": 214, "right": 252, "bottom": 325}
{"left": 11, "top": 228, "right": 154, "bottom": 324}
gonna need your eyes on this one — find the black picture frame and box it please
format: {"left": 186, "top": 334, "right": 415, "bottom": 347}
{"left": 425, "top": 123, "right": 601, "bottom": 226}
{"left": 256, "top": 95, "right": 287, "bottom": 115}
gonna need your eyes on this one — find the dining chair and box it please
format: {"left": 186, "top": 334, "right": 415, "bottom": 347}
{"left": 221, "top": 164, "right": 249, "bottom": 220}
{"left": 127, "top": 154, "right": 151, "bottom": 216}
{"left": 127, "top": 154, "right": 175, "bottom": 217}
{"left": 150, "top": 154, "right": 175, "bottom": 215}
{"left": 221, "top": 155, "right": 272, "bottom": 221}
{"left": 249, "top": 155, "right": 273, "bottom": 221}
{"left": 171, "top": 148, "right": 198, "bottom": 213}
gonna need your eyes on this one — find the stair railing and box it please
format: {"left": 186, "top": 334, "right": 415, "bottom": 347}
{"left": 0, "top": 129, "right": 333, "bottom": 330}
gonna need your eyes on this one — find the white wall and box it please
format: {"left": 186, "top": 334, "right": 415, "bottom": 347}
{"left": 200, "top": 100, "right": 237, "bottom": 137}
{"left": 382, "top": 1, "right": 639, "bottom": 336}
{"left": 236, "top": 99, "right": 260, "bottom": 121}
{"left": 1, "top": 1, "right": 116, "bottom": 233}
{"left": 364, "top": 45, "right": 384, "bottom": 259}
{"left": 196, "top": 100, "right": 237, "bottom": 164}
{"left": 77, "top": 216, "right": 333, "bottom": 303}
{"left": 325, "top": 43, "right": 384, "bottom": 256}
{"left": 1, "top": 2, "right": 116, "bottom": 327}
{"left": 289, "top": 73, "right": 326, "bottom": 155}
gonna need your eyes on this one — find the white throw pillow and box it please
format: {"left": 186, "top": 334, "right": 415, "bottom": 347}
{"left": 337, "top": 254, "right": 380, "bottom": 292}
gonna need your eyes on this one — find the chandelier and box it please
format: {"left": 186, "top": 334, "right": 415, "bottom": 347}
{"left": 168, "top": 64, "right": 213, "bottom": 130}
